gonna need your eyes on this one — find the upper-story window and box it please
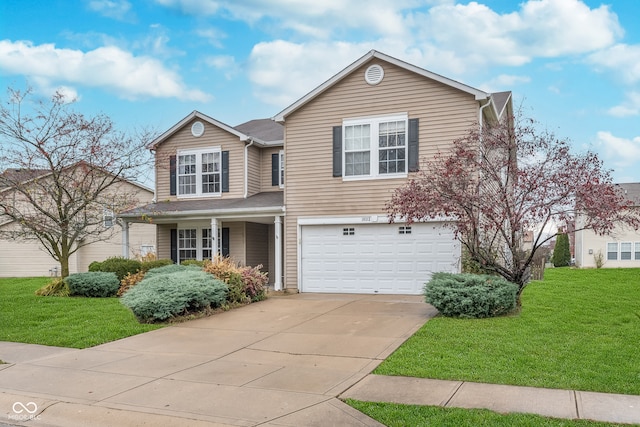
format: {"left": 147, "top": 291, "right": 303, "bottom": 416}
{"left": 279, "top": 150, "right": 285, "bottom": 188}
{"left": 177, "top": 148, "right": 221, "bottom": 197}
{"left": 342, "top": 114, "right": 408, "bottom": 179}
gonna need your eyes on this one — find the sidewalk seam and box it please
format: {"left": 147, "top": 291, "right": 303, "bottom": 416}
{"left": 442, "top": 380, "right": 465, "bottom": 407}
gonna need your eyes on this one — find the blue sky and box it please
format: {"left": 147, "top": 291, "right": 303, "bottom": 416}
{"left": 1, "top": 0, "right": 639, "bottom": 184}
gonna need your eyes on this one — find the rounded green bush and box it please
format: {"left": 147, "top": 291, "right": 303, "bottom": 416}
{"left": 120, "top": 270, "right": 228, "bottom": 322}
{"left": 65, "top": 272, "right": 120, "bottom": 297}
{"left": 140, "top": 259, "right": 174, "bottom": 272}
{"left": 88, "top": 256, "right": 142, "bottom": 282}
{"left": 424, "top": 272, "right": 518, "bottom": 318}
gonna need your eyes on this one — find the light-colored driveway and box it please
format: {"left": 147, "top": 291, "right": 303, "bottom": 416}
{"left": 0, "top": 293, "right": 435, "bottom": 426}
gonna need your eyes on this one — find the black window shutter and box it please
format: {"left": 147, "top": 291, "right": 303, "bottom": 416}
{"left": 169, "top": 155, "right": 177, "bottom": 195}
{"left": 332, "top": 126, "right": 342, "bottom": 177}
{"left": 222, "top": 151, "right": 229, "bottom": 192}
{"left": 408, "top": 118, "right": 419, "bottom": 172}
{"left": 221, "top": 227, "right": 230, "bottom": 257}
{"left": 271, "top": 153, "right": 279, "bottom": 186}
{"left": 170, "top": 228, "right": 177, "bottom": 264}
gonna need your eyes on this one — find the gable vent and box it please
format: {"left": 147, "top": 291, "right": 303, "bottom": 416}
{"left": 191, "top": 121, "right": 205, "bottom": 137}
{"left": 365, "top": 64, "right": 384, "bottom": 85}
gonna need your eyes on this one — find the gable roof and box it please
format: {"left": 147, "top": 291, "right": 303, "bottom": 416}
{"left": 0, "top": 162, "right": 152, "bottom": 195}
{"left": 273, "top": 50, "right": 497, "bottom": 123}
{"left": 615, "top": 183, "right": 640, "bottom": 206}
{"left": 148, "top": 110, "right": 274, "bottom": 150}
{"left": 234, "top": 118, "right": 284, "bottom": 145}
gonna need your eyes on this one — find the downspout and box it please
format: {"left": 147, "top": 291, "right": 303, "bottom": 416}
{"left": 244, "top": 137, "right": 255, "bottom": 199}
{"left": 150, "top": 148, "right": 157, "bottom": 203}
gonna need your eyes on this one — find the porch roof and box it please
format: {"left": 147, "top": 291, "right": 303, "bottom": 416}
{"left": 119, "top": 191, "right": 284, "bottom": 221}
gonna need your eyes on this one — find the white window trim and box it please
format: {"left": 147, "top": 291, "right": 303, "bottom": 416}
{"left": 177, "top": 226, "right": 214, "bottom": 263}
{"left": 342, "top": 113, "right": 408, "bottom": 181}
{"left": 279, "top": 149, "right": 285, "bottom": 189}
{"left": 103, "top": 208, "right": 115, "bottom": 228}
{"left": 607, "top": 241, "right": 638, "bottom": 261}
{"left": 176, "top": 147, "right": 222, "bottom": 198}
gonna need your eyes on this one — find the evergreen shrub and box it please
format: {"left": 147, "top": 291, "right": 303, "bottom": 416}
{"left": 424, "top": 272, "right": 518, "bottom": 318}
{"left": 66, "top": 272, "right": 120, "bottom": 297}
{"left": 88, "top": 257, "right": 142, "bottom": 282}
{"left": 120, "top": 270, "right": 228, "bottom": 322}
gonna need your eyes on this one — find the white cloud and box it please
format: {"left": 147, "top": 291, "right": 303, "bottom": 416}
{"left": 204, "top": 55, "right": 240, "bottom": 79}
{"left": 607, "top": 91, "right": 640, "bottom": 117}
{"left": 87, "top": 0, "right": 133, "bottom": 21}
{"left": 479, "top": 74, "right": 531, "bottom": 92}
{"left": 0, "top": 40, "right": 210, "bottom": 102}
{"left": 247, "top": 40, "right": 376, "bottom": 107}
{"left": 195, "top": 28, "right": 227, "bottom": 48}
{"left": 596, "top": 131, "right": 640, "bottom": 168}
{"left": 588, "top": 44, "right": 640, "bottom": 85}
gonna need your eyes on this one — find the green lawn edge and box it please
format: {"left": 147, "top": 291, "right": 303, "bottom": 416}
{"left": 374, "top": 268, "right": 640, "bottom": 395}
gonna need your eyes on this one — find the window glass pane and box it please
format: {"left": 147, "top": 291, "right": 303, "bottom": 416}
{"left": 607, "top": 242, "right": 618, "bottom": 260}
{"left": 178, "top": 154, "right": 197, "bottom": 194}
{"left": 178, "top": 229, "right": 197, "bottom": 261}
{"left": 345, "top": 124, "right": 370, "bottom": 150}
{"left": 635, "top": 242, "right": 640, "bottom": 260}
{"left": 201, "top": 152, "right": 220, "bottom": 194}
{"left": 378, "top": 120, "right": 406, "bottom": 174}
{"left": 621, "top": 242, "right": 632, "bottom": 260}
{"left": 345, "top": 151, "right": 370, "bottom": 176}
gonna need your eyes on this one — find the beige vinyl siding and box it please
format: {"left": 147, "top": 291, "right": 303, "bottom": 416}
{"left": 259, "top": 147, "right": 284, "bottom": 193}
{"left": 282, "top": 59, "right": 480, "bottom": 289}
{"left": 245, "top": 222, "right": 269, "bottom": 270}
{"left": 155, "top": 119, "right": 246, "bottom": 200}
{"left": 247, "top": 145, "right": 261, "bottom": 196}
{"left": 226, "top": 222, "right": 246, "bottom": 264}
{"left": 0, "top": 237, "right": 61, "bottom": 277}
{"left": 156, "top": 224, "right": 176, "bottom": 261}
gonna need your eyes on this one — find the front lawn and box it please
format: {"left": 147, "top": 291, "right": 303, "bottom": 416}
{"left": 347, "top": 400, "right": 629, "bottom": 427}
{"left": 0, "top": 277, "right": 163, "bottom": 348}
{"left": 374, "top": 268, "right": 640, "bottom": 395}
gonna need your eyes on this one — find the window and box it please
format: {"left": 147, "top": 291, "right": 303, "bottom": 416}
{"left": 177, "top": 148, "right": 221, "bottom": 197}
{"left": 343, "top": 227, "right": 355, "bottom": 236}
{"left": 620, "top": 242, "right": 632, "bottom": 260}
{"left": 202, "top": 228, "right": 212, "bottom": 260}
{"left": 399, "top": 226, "right": 412, "bottom": 235}
{"left": 178, "top": 229, "right": 197, "bottom": 261}
{"left": 140, "top": 245, "right": 155, "bottom": 257}
{"left": 103, "top": 208, "right": 115, "bottom": 228}
{"left": 635, "top": 242, "right": 640, "bottom": 260}
{"left": 607, "top": 242, "right": 618, "bottom": 260}
{"left": 343, "top": 114, "right": 407, "bottom": 179}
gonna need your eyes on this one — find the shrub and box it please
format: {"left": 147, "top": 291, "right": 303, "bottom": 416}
{"left": 35, "top": 278, "right": 70, "bottom": 297}
{"left": 424, "top": 272, "right": 518, "bottom": 318}
{"left": 203, "top": 256, "right": 240, "bottom": 282}
{"left": 66, "top": 272, "right": 120, "bottom": 297}
{"left": 120, "top": 270, "right": 228, "bottom": 322}
{"left": 118, "top": 270, "right": 146, "bottom": 297}
{"left": 140, "top": 259, "right": 173, "bottom": 273}
{"left": 181, "top": 259, "right": 206, "bottom": 267}
{"left": 88, "top": 256, "right": 142, "bottom": 282}
{"left": 552, "top": 233, "right": 571, "bottom": 267}
{"left": 240, "top": 265, "right": 268, "bottom": 302}
{"left": 143, "top": 263, "right": 202, "bottom": 279}
{"left": 225, "top": 272, "right": 247, "bottom": 304}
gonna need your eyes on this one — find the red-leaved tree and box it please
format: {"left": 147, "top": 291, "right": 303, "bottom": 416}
{"left": 387, "top": 113, "right": 639, "bottom": 298}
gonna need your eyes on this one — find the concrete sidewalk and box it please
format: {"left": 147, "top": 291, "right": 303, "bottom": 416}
{"left": 341, "top": 374, "right": 640, "bottom": 425}
{"left": 1, "top": 293, "right": 639, "bottom": 426}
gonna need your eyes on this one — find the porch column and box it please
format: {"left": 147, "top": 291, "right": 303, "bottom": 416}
{"left": 211, "top": 218, "right": 219, "bottom": 258}
{"left": 274, "top": 215, "right": 283, "bottom": 291}
{"left": 121, "top": 220, "right": 130, "bottom": 259}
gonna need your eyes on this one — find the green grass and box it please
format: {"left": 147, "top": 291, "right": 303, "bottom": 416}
{"left": 347, "top": 400, "right": 632, "bottom": 427}
{"left": 0, "top": 277, "right": 163, "bottom": 348}
{"left": 374, "top": 268, "right": 640, "bottom": 395}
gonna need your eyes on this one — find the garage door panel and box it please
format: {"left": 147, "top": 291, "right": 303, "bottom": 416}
{"left": 301, "top": 223, "right": 459, "bottom": 294}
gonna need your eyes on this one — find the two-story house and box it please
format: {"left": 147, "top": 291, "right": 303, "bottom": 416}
{"left": 120, "top": 50, "right": 512, "bottom": 294}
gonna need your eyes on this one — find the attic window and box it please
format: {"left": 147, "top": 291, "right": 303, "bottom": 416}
{"left": 365, "top": 64, "right": 384, "bottom": 85}
{"left": 191, "top": 121, "right": 205, "bottom": 137}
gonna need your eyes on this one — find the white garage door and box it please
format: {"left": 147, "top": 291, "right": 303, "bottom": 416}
{"left": 300, "top": 222, "right": 460, "bottom": 294}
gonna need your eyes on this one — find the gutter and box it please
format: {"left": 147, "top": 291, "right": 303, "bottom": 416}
{"left": 244, "top": 137, "right": 255, "bottom": 199}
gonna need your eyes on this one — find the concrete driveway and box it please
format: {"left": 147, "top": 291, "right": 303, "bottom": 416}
{"left": 0, "top": 293, "right": 435, "bottom": 426}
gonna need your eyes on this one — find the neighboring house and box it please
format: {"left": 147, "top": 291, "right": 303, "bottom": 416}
{"left": 0, "top": 167, "right": 156, "bottom": 277}
{"left": 120, "top": 50, "right": 512, "bottom": 294}
{"left": 575, "top": 183, "right": 640, "bottom": 268}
